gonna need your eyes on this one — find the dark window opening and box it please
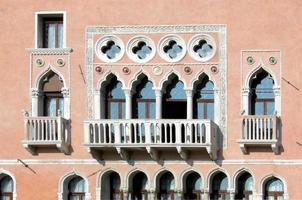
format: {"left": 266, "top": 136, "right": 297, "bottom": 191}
{"left": 235, "top": 172, "right": 253, "bottom": 200}
{"left": 162, "top": 76, "right": 186, "bottom": 119}
{"left": 110, "top": 172, "right": 122, "bottom": 200}
{"left": 158, "top": 172, "right": 175, "bottom": 200}
{"left": 184, "top": 172, "right": 202, "bottom": 200}
{"left": 210, "top": 172, "right": 229, "bottom": 200}
{"left": 131, "top": 172, "right": 148, "bottom": 200}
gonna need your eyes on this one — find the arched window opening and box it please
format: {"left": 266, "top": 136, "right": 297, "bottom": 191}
{"left": 131, "top": 172, "right": 148, "bottom": 200}
{"left": 0, "top": 175, "right": 13, "bottom": 200}
{"left": 132, "top": 76, "right": 155, "bottom": 119}
{"left": 250, "top": 70, "right": 275, "bottom": 115}
{"left": 163, "top": 76, "right": 186, "bottom": 119}
{"left": 67, "top": 176, "right": 85, "bottom": 200}
{"left": 100, "top": 171, "right": 122, "bottom": 200}
{"left": 40, "top": 71, "right": 64, "bottom": 117}
{"left": 264, "top": 178, "right": 284, "bottom": 200}
{"left": 184, "top": 172, "right": 202, "bottom": 200}
{"left": 193, "top": 76, "right": 214, "bottom": 120}
{"left": 157, "top": 172, "right": 175, "bottom": 200}
{"left": 104, "top": 76, "right": 125, "bottom": 119}
{"left": 235, "top": 172, "right": 253, "bottom": 200}
{"left": 210, "top": 172, "right": 229, "bottom": 200}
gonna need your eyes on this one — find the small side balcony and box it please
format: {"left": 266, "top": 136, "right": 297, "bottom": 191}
{"left": 22, "top": 116, "right": 70, "bottom": 154}
{"left": 84, "top": 119, "right": 218, "bottom": 160}
{"left": 237, "top": 115, "right": 281, "bottom": 154}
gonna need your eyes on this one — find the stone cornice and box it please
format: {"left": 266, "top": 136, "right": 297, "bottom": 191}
{"left": 27, "top": 48, "right": 73, "bottom": 55}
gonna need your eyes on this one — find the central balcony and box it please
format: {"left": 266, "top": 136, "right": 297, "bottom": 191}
{"left": 84, "top": 119, "right": 218, "bottom": 160}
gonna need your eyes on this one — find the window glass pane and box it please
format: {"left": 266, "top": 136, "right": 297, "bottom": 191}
{"left": 0, "top": 197, "right": 11, "bottom": 200}
{"left": 0, "top": 176, "right": 13, "bottom": 192}
{"left": 46, "top": 98, "right": 57, "bottom": 117}
{"left": 110, "top": 103, "right": 118, "bottom": 119}
{"left": 207, "top": 103, "right": 214, "bottom": 121}
{"left": 197, "top": 103, "right": 204, "bottom": 119}
{"left": 266, "top": 102, "right": 275, "bottom": 115}
{"left": 140, "top": 81, "right": 155, "bottom": 99}
{"left": 59, "top": 98, "right": 64, "bottom": 115}
{"left": 68, "top": 176, "right": 85, "bottom": 193}
{"left": 149, "top": 102, "right": 155, "bottom": 119}
{"left": 111, "top": 82, "right": 125, "bottom": 99}
{"left": 194, "top": 177, "right": 202, "bottom": 190}
{"left": 138, "top": 103, "right": 145, "bottom": 119}
{"left": 267, "top": 179, "right": 284, "bottom": 192}
{"left": 200, "top": 81, "right": 214, "bottom": 99}
{"left": 244, "top": 176, "right": 253, "bottom": 191}
{"left": 255, "top": 102, "right": 263, "bottom": 115}
{"left": 47, "top": 24, "right": 56, "bottom": 48}
{"left": 69, "top": 196, "right": 81, "bottom": 200}
{"left": 57, "top": 23, "right": 63, "bottom": 48}
{"left": 121, "top": 102, "right": 125, "bottom": 119}
{"left": 168, "top": 81, "right": 186, "bottom": 100}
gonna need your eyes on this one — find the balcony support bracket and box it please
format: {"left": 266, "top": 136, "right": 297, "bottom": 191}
{"left": 22, "top": 143, "right": 37, "bottom": 155}
{"left": 116, "top": 147, "right": 129, "bottom": 160}
{"left": 146, "top": 147, "right": 158, "bottom": 160}
{"left": 239, "top": 144, "right": 248, "bottom": 154}
{"left": 271, "top": 143, "right": 279, "bottom": 155}
{"left": 177, "top": 146, "right": 188, "bottom": 160}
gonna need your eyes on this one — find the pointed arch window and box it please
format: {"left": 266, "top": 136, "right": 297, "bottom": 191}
{"left": 193, "top": 76, "right": 214, "bottom": 120}
{"left": 40, "top": 72, "right": 64, "bottom": 117}
{"left": 250, "top": 70, "right": 275, "bottom": 115}
{"left": 210, "top": 172, "right": 229, "bottom": 200}
{"left": 0, "top": 175, "right": 13, "bottom": 200}
{"left": 67, "top": 176, "right": 85, "bottom": 200}
{"left": 264, "top": 178, "right": 284, "bottom": 200}
{"left": 184, "top": 172, "right": 203, "bottom": 200}
{"left": 163, "top": 76, "right": 187, "bottom": 119}
{"left": 158, "top": 172, "right": 175, "bottom": 200}
{"left": 132, "top": 76, "right": 155, "bottom": 119}
{"left": 105, "top": 77, "right": 126, "bottom": 119}
{"left": 131, "top": 172, "right": 148, "bottom": 200}
{"left": 235, "top": 172, "right": 253, "bottom": 200}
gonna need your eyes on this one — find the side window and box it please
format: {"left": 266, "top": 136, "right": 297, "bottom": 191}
{"left": 0, "top": 175, "right": 14, "bottom": 200}
{"left": 36, "top": 12, "right": 64, "bottom": 48}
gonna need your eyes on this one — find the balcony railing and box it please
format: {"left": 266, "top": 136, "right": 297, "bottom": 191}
{"left": 22, "top": 116, "right": 70, "bottom": 154}
{"left": 237, "top": 115, "right": 280, "bottom": 154}
{"left": 84, "top": 119, "right": 218, "bottom": 160}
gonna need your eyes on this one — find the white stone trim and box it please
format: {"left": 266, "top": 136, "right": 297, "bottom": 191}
{"left": 0, "top": 169, "right": 17, "bottom": 200}
{"left": 157, "top": 34, "right": 186, "bottom": 63}
{"left": 95, "top": 35, "right": 125, "bottom": 63}
{"left": 58, "top": 170, "right": 91, "bottom": 200}
{"left": 128, "top": 69, "right": 156, "bottom": 90}
{"left": 2, "top": 159, "right": 302, "bottom": 165}
{"left": 157, "top": 69, "right": 186, "bottom": 90}
{"left": 187, "top": 34, "right": 217, "bottom": 62}
{"left": 126, "top": 35, "right": 156, "bottom": 63}
{"left": 34, "top": 11, "right": 67, "bottom": 48}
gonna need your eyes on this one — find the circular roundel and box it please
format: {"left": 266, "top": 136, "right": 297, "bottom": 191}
{"left": 158, "top": 34, "right": 186, "bottom": 63}
{"left": 127, "top": 35, "right": 156, "bottom": 63}
{"left": 188, "top": 34, "right": 216, "bottom": 62}
{"left": 95, "top": 35, "right": 125, "bottom": 63}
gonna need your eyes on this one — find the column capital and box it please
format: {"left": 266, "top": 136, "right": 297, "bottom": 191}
{"left": 185, "top": 89, "right": 193, "bottom": 96}
{"left": 123, "top": 88, "right": 134, "bottom": 96}
{"left": 242, "top": 87, "right": 251, "bottom": 94}
{"left": 31, "top": 88, "right": 41, "bottom": 97}
{"left": 61, "top": 88, "right": 70, "bottom": 97}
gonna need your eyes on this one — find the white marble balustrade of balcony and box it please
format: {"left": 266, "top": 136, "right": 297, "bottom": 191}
{"left": 237, "top": 115, "right": 280, "bottom": 154}
{"left": 22, "top": 116, "right": 70, "bottom": 154}
{"left": 84, "top": 119, "right": 218, "bottom": 160}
